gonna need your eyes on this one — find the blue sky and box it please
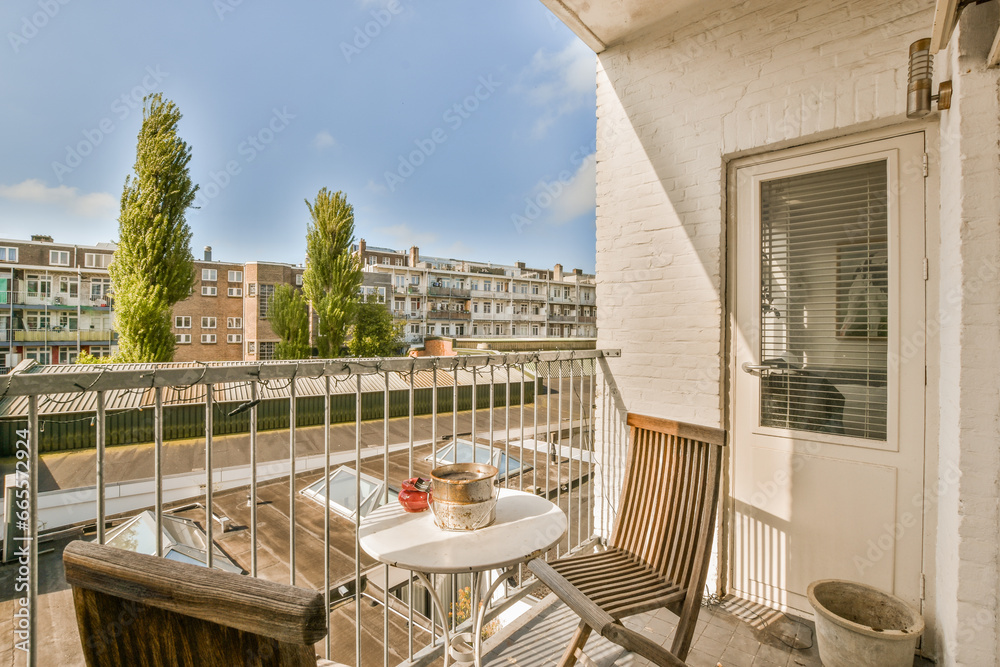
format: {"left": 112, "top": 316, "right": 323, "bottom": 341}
{"left": 0, "top": 0, "right": 598, "bottom": 272}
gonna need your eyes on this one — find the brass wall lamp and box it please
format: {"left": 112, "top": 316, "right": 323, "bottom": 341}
{"left": 907, "top": 38, "right": 953, "bottom": 118}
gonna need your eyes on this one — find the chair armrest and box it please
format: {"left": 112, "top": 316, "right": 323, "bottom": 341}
{"left": 527, "top": 558, "right": 615, "bottom": 635}
{"left": 63, "top": 540, "right": 326, "bottom": 646}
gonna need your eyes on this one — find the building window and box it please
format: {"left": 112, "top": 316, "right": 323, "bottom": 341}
{"left": 484, "top": 302, "right": 491, "bottom": 314}
{"left": 455, "top": 325, "right": 464, "bottom": 336}
{"left": 0, "top": 247, "right": 17, "bottom": 262}
{"left": 532, "top": 285, "right": 539, "bottom": 295}
{"left": 228, "top": 270, "right": 243, "bottom": 282}
{"left": 409, "top": 324, "right": 419, "bottom": 334}
{"left": 201, "top": 317, "right": 217, "bottom": 329}
{"left": 175, "top": 316, "right": 191, "bottom": 329}
{"left": 58, "top": 276, "right": 79, "bottom": 299}
{"left": 295, "top": 274, "right": 303, "bottom": 286}
{"left": 90, "top": 278, "right": 111, "bottom": 302}
{"left": 26, "top": 313, "right": 51, "bottom": 330}
{"left": 520, "top": 303, "right": 528, "bottom": 314}
{"left": 49, "top": 250, "right": 70, "bottom": 266}
{"left": 57, "top": 348, "right": 79, "bottom": 364}
{"left": 496, "top": 325, "right": 505, "bottom": 335}
{"left": 84, "top": 253, "right": 111, "bottom": 268}
{"left": 248, "top": 341, "right": 256, "bottom": 354}
{"left": 496, "top": 304, "right": 503, "bottom": 314}
{"left": 227, "top": 333, "right": 242, "bottom": 344}
{"left": 228, "top": 287, "right": 242, "bottom": 297}
{"left": 427, "top": 324, "right": 436, "bottom": 335}
{"left": 248, "top": 282, "right": 256, "bottom": 296}
{"left": 202, "top": 269, "right": 217, "bottom": 281}
{"left": 227, "top": 317, "right": 242, "bottom": 329}
{"left": 175, "top": 333, "right": 192, "bottom": 344}
{"left": 26, "top": 274, "right": 52, "bottom": 298}
{"left": 395, "top": 258, "right": 403, "bottom": 266}
{"left": 483, "top": 281, "right": 491, "bottom": 291}
{"left": 202, "top": 285, "right": 217, "bottom": 296}
{"left": 259, "top": 284, "right": 274, "bottom": 317}
{"left": 484, "top": 325, "right": 492, "bottom": 335}
{"left": 201, "top": 334, "right": 217, "bottom": 344}
{"left": 411, "top": 276, "right": 419, "bottom": 285}
{"left": 532, "top": 326, "right": 539, "bottom": 336}
{"left": 259, "top": 341, "right": 276, "bottom": 360}
{"left": 472, "top": 324, "right": 479, "bottom": 335}
{"left": 442, "top": 326, "right": 450, "bottom": 336}
{"left": 25, "top": 349, "right": 52, "bottom": 365}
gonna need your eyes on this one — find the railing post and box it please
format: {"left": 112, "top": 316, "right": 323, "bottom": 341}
{"left": 205, "top": 384, "right": 213, "bottom": 570}
{"left": 95, "top": 390, "right": 107, "bottom": 545}
{"left": 27, "top": 395, "right": 39, "bottom": 667}
{"left": 154, "top": 386, "right": 163, "bottom": 556}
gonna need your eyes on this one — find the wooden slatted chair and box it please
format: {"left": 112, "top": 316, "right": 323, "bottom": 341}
{"left": 528, "top": 413, "right": 727, "bottom": 666}
{"left": 63, "top": 540, "right": 343, "bottom": 667}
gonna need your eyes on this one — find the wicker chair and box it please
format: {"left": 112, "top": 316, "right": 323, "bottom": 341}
{"left": 528, "top": 413, "right": 727, "bottom": 666}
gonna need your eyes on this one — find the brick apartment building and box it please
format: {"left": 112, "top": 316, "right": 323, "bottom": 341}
{"left": 0, "top": 234, "right": 593, "bottom": 366}
{"left": 354, "top": 239, "right": 597, "bottom": 346}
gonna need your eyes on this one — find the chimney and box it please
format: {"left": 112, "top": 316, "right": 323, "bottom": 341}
{"left": 573, "top": 268, "right": 582, "bottom": 276}
{"left": 204, "top": 246, "right": 212, "bottom": 262}
{"left": 516, "top": 261, "right": 526, "bottom": 270}
{"left": 553, "top": 263, "right": 563, "bottom": 281}
{"left": 358, "top": 238, "right": 366, "bottom": 254}
{"left": 31, "top": 234, "right": 53, "bottom": 243}
{"left": 409, "top": 246, "right": 420, "bottom": 268}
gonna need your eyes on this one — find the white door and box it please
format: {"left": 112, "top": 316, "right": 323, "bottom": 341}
{"left": 731, "top": 133, "right": 926, "bottom": 615}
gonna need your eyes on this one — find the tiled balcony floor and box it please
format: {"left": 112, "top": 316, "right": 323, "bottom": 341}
{"left": 485, "top": 593, "right": 934, "bottom": 667}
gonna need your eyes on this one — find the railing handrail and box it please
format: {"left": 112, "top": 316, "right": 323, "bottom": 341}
{"left": 1, "top": 350, "right": 619, "bottom": 397}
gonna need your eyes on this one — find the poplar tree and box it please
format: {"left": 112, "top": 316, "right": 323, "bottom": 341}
{"left": 269, "top": 284, "right": 311, "bottom": 359}
{"left": 110, "top": 93, "right": 197, "bottom": 362}
{"left": 302, "top": 188, "right": 362, "bottom": 358}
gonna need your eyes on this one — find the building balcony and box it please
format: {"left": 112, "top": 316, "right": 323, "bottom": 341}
{"left": 578, "top": 316, "right": 596, "bottom": 324}
{"left": 407, "top": 285, "right": 423, "bottom": 295}
{"left": 7, "top": 292, "right": 109, "bottom": 308}
{"left": 426, "top": 309, "right": 470, "bottom": 320}
{"left": 427, "top": 286, "right": 471, "bottom": 298}
{"left": 547, "top": 314, "right": 577, "bottom": 323}
{"left": 13, "top": 328, "right": 117, "bottom": 342}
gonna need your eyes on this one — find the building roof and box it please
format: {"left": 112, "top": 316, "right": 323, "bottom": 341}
{"left": 0, "top": 360, "right": 532, "bottom": 417}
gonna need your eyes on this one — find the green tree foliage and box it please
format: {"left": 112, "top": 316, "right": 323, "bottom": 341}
{"left": 302, "top": 188, "right": 362, "bottom": 358}
{"left": 109, "top": 93, "right": 197, "bottom": 363}
{"left": 268, "top": 284, "right": 311, "bottom": 359}
{"left": 348, "top": 297, "right": 403, "bottom": 357}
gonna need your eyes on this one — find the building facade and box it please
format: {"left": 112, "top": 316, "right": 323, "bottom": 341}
{"left": 355, "top": 239, "right": 597, "bottom": 345}
{"left": 0, "top": 235, "right": 116, "bottom": 368}
{"left": 0, "top": 235, "right": 593, "bottom": 366}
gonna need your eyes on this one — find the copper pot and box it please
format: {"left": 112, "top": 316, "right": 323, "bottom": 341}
{"left": 430, "top": 463, "right": 498, "bottom": 530}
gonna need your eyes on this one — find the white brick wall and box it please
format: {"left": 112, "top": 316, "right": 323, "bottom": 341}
{"left": 936, "top": 3, "right": 1000, "bottom": 665}
{"left": 589, "top": 0, "right": 1000, "bottom": 663}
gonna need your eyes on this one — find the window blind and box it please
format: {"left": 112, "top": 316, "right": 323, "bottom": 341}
{"left": 759, "top": 160, "right": 888, "bottom": 440}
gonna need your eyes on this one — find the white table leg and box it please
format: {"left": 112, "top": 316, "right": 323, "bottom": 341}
{"left": 414, "top": 570, "right": 451, "bottom": 667}
{"left": 473, "top": 566, "right": 516, "bottom": 667}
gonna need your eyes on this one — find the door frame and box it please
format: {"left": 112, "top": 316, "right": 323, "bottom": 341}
{"left": 721, "top": 123, "right": 940, "bottom": 653}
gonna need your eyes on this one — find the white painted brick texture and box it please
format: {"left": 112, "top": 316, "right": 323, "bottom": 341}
{"left": 588, "top": 0, "right": 1000, "bottom": 663}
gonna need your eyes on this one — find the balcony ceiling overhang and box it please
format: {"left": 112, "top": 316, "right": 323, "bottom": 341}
{"left": 538, "top": 0, "right": 703, "bottom": 53}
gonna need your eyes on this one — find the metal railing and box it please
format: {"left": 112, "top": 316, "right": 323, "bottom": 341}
{"left": 3, "top": 349, "right": 623, "bottom": 666}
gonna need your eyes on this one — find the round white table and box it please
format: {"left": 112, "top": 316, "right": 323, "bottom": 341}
{"left": 359, "top": 489, "right": 567, "bottom": 666}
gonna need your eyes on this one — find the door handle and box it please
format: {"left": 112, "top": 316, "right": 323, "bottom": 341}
{"left": 741, "top": 362, "right": 771, "bottom": 374}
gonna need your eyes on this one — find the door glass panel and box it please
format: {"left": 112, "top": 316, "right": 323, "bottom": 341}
{"left": 759, "top": 160, "right": 888, "bottom": 440}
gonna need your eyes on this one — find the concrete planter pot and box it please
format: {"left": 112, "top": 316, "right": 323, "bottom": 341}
{"left": 807, "top": 579, "right": 924, "bottom": 667}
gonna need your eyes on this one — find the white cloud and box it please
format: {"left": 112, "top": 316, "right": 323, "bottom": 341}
{"left": 514, "top": 40, "right": 595, "bottom": 137}
{"left": 0, "top": 179, "right": 116, "bottom": 218}
{"left": 312, "top": 130, "right": 336, "bottom": 150}
{"left": 537, "top": 152, "right": 596, "bottom": 224}
{"left": 366, "top": 179, "right": 387, "bottom": 195}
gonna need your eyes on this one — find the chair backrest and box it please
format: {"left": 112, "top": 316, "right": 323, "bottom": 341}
{"left": 611, "top": 414, "right": 727, "bottom": 594}
{"left": 63, "top": 540, "right": 327, "bottom": 667}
